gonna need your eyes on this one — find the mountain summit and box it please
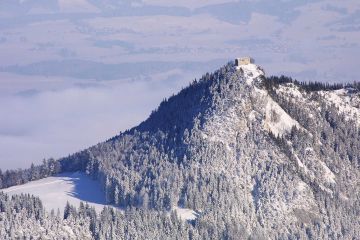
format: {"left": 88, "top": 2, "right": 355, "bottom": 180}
{"left": 59, "top": 60, "right": 360, "bottom": 238}
{"left": 2, "top": 60, "right": 360, "bottom": 239}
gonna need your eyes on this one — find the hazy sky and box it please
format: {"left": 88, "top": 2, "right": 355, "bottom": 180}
{"left": 1, "top": 0, "right": 360, "bottom": 169}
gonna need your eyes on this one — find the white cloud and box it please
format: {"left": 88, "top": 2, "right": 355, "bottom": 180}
{"left": 141, "top": 0, "right": 235, "bottom": 9}
{"left": 0, "top": 70, "right": 196, "bottom": 170}
{"left": 58, "top": 0, "right": 100, "bottom": 13}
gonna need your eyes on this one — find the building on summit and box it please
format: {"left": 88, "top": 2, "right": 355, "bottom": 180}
{"left": 235, "top": 57, "right": 255, "bottom": 66}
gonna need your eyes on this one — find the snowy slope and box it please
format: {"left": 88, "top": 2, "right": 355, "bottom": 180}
{"left": 236, "top": 63, "right": 264, "bottom": 85}
{"left": 3, "top": 172, "right": 108, "bottom": 213}
{"left": 320, "top": 89, "right": 360, "bottom": 125}
{"left": 264, "top": 96, "right": 301, "bottom": 137}
{"left": 2, "top": 172, "right": 200, "bottom": 221}
{"left": 276, "top": 83, "right": 360, "bottom": 126}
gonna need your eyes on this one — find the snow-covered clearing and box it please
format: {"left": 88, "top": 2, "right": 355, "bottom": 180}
{"left": 2, "top": 172, "right": 108, "bottom": 213}
{"left": 173, "top": 206, "right": 199, "bottom": 221}
{"left": 2, "top": 172, "right": 201, "bottom": 222}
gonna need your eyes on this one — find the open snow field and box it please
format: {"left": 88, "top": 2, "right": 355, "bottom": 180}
{"left": 2, "top": 172, "right": 199, "bottom": 220}
{"left": 2, "top": 172, "right": 108, "bottom": 213}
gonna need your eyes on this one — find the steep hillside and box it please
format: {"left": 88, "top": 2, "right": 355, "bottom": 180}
{"left": 2, "top": 61, "right": 360, "bottom": 239}
{"left": 58, "top": 61, "right": 360, "bottom": 239}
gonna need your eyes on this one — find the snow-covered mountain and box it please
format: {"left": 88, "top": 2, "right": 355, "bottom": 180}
{"left": 1, "top": 61, "right": 360, "bottom": 239}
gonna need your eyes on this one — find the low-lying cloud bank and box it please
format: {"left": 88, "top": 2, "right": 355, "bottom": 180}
{"left": 0, "top": 69, "right": 200, "bottom": 170}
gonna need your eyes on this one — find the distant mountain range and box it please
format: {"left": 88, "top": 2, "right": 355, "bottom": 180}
{"left": 1, "top": 60, "right": 360, "bottom": 239}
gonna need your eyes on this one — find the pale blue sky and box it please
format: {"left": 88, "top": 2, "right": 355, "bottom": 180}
{"left": 0, "top": 0, "right": 359, "bottom": 169}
